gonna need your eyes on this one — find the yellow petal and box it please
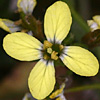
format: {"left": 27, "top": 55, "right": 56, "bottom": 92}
{"left": 44, "top": 1, "right": 72, "bottom": 43}
{"left": 3, "top": 32, "right": 42, "bottom": 61}
{"left": 17, "top": 0, "right": 37, "bottom": 14}
{"left": 0, "top": 19, "right": 10, "bottom": 32}
{"left": 60, "top": 46, "right": 99, "bottom": 76}
{"left": 0, "top": 19, "right": 21, "bottom": 33}
{"left": 28, "top": 59, "right": 55, "bottom": 99}
{"left": 93, "top": 15, "right": 100, "bottom": 27}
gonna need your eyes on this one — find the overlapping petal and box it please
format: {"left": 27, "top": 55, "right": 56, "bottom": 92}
{"left": 28, "top": 59, "right": 55, "bottom": 99}
{"left": 60, "top": 46, "right": 99, "bottom": 76}
{"left": 0, "top": 19, "right": 21, "bottom": 33}
{"left": 44, "top": 1, "right": 72, "bottom": 44}
{"left": 17, "top": 0, "right": 37, "bottom": 14}
{"left": 3, "top": 32, "right": 42, "bottom": 61}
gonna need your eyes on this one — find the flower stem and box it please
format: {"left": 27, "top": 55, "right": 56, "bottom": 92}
{"left": 65, "top": 84, "right": 100, "bottom": 93}
{"left": 19, "top": 11, "right": 45, "bottom": 41}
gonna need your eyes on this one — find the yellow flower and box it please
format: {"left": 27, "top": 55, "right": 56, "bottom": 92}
{"left": 0, "top": 0, "right": 37, "bottom": 33}
{"left": 3, "top": 1, "right": 99, "bottom": 99}
{"left": 87, "top": 15, "right": 100, "bottom": 32}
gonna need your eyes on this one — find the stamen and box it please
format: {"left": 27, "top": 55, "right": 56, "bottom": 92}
{"left": 43, "top": 40, "right": 63, "bottom": 60}
{"left": 47, "top": 48, "right": 52, "bottom": 54}
{"left": 59, "top": 45, "right": 64, "bottom": 50}
{"left": 43, "top": 40, "right": 53, "bottom": 50}
{"left": 51, "top": 51, "right": 58, "bottom": 60}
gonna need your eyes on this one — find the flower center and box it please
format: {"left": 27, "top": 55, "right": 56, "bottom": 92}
{"left": 43, "top": 40, "right": 64, "bottom": 60}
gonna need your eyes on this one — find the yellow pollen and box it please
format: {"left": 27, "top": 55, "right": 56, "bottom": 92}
{"left": 47, "top": 48, "right": 52, "bottom": 54}
{"left": 51, "top": 51, "right": 58, "bottom": 60}
{"left": 43, "top": 40, "right": 53, "bottom": 50}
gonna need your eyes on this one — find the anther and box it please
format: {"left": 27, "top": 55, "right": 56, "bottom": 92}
{"left": 51, "top": 51, "right": 58, "bottom": 60}
{"left": 43, "top": 40, "right": 53, "bottom": 50}
{"left": 59, "top": 45, "right": 64, "bottom": 50}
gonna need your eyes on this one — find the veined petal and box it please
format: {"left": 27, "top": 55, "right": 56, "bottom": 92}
{"left": 3, "top": 32, "right": 42, "bottom": 61}
{"left": 28, "top": 59, "right": 55, "bottom": 99}
{"left": 60, "top": 46, "right": 99, "bottom": 76}
{"left": 0, "top": 19, "right": 21, "bottom": 33}
{"left": 44, "top": 1, "right": 72, "bottom": 44}
{"left": 93, "top": 15, "right": 100, "bottom": 27}
{"left": 17, "top": 0, "right": 37, "bottom": 14}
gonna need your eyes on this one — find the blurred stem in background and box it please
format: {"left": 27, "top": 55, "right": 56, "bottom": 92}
{"left": 66, "top": 83, "right": 100, "bottom": 93}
